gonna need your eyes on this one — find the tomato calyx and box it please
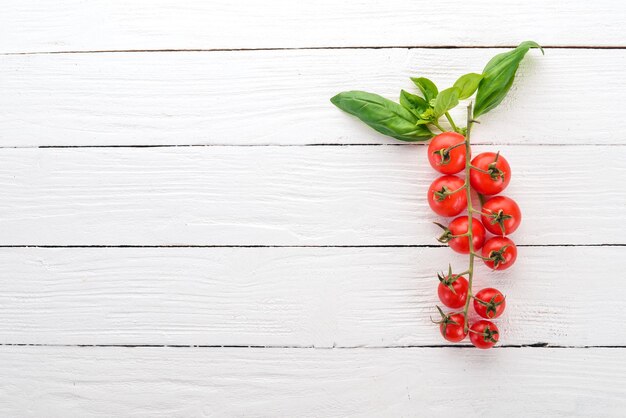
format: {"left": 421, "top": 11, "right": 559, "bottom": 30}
{"left": 433, "top": 185, "right": 452, "bottom": 201}
{"left": 486, "top": 244, "right": 510, "bottom": 268}
{"left": 432, "top": 147, "right": 452, "bottom": 166}
{"left": 434, "top": 221, "right": 474, "bottom": 245}
{"left": 432, "top": 305, "right": 460, "bottom": 335}
{"left": 437, "top": 265, "right": 461, "bottom": 294}
{"left": 470, "top": 323, "right": 499, "bottom": 343}
{"left": 484, "top": 209, "right": 513, "bottom": 235}
{"left": 434, "top": 222, "right": 453, "bottom": 243}
{"left": 431, "top": 141, "right": 466, "bottom": 167}
{"left": 486, "top": 152, "right": 506, "bottom": 181}
{"left": 487, "top": 166, "right": 505, "bottom": 181}
{"left": 433, "top": 185, "right": 463, "bottom": 201}
{"left": 474, "top": 294, "right": 506, "bottom": 318}
{"left": 472, "top": 151, "right": 506, "bottom": 182}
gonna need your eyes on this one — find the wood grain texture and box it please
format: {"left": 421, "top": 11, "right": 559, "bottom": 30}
{"left": 1, "top": 49, "right": 624, "bottom": 146}
{"left": 1, "top": 1, "right": 624, "bottom": 414}
{"left": 0, "top": 0, "right": 624, "bottom": 53}
{"left": 0, "top": 346, "right": 624, "bottom": 417}
{"left": 0, "top": 145, "right": 623, "bottom": 246}
{"left": 1, "top": 246, "right": 624, "bottom": 347}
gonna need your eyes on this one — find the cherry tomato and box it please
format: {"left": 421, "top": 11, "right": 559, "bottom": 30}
{"left": 438, "top": 273, "right": 469, "bottom": 309}
{"left": 469, "top": 152, "right": 511, "bottom": 195}
{"left": 482, "top": 237, "right": 517, "bottom": 270}
{"left": 444, "top": 216, "right": 486, "bottom": 254}
{"left": 469, "top": 320, "right": 499, "bottom": 349}
{"left": 481, "top": 196, "right": 522, "bottom": 236}
{"left": 427, "top": 175, "right": 467, "bottom": 217}
{"left": 427, "top": 132, "right": 467, "bottom": 174}
{"left": 473, "top": 288, "right": 506, "bottom": 319}
{"left": 437, "top": 310, "right": 467, "bottom": 343}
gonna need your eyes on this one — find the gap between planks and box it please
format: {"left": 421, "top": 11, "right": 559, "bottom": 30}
{"left": 1, "top": 45, "right": 626, "bottom": 56}
{"left": 0, "top": 343, "right": 623, "bottom": 349}
{"left": 0, "top": 244, "right": 624, "bottom": 248}
{"left": 2, "top": 143, "right": 626, "bottom": 150}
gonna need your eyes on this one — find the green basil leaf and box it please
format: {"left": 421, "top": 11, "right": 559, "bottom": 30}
{"left": 410, "top": 77, "right": 439, "bottom": 102}
{"left": 330, "top": 91, "right": 433, "bottom": 141}
{"left": 453, "top": 73, "right": 483, "bottom": 100}
{"left": 474, "top": 41, "right": 543, "bottom": 117}
{"left": 433, "top": 87, "right": 460, "bottom": 118}
{"left": 400, "top": 89, "right": 429, "bottom": 117}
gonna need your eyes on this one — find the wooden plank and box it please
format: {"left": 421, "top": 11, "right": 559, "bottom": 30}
{"left": 0, "top": 346, "right": 624, "bottom": 417}
{"left": 0, "top": 1, "right": 624, "bottom": 53}
{"left": 0, "top": 146, "right": 622, "bottom": 246}
{"left": 1, "top": 49, "right": 623, "bottom": 146}
{"left": 1, "top": 246, "right": 624, "bottom": 346}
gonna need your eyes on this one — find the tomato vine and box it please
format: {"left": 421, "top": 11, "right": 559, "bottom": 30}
{"left": 330, "top": 41, "right": 543, "bottom": 348}
{"left": 461, "top": 103, "right": 478, "bottom": 333}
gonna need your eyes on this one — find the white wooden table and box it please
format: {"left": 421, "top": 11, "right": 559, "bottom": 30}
{"left": 1, "top": 1, "right": 625, "bottom": 416}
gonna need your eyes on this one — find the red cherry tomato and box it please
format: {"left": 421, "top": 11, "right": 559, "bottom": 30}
{"left": 469, "top": 320, "right": 499, "bottom": 349}
{"left": 482, "top": 237, "right": 517, "bottom": 270}
{"left": 469, "top": 152, "right": 511, "bottom": 195}
{"left": 427, "top": 175, "right": 467, "bottom": 217}
{"left": 481, "top": 196, "right": 522, "bottom": 236}
{"left": 473, "top": 288, "right": 506, "bottom": 319}
{"left": 439, "top": 312, "right": 467, "bottom": 343}
{"left": 438, "top": 274, "right": 469, "bottom": 309}
{"left": 427, "top": 132, "right": 467, "bottom": 174}
{"left": 445, "top": 216, "right": 486, "bottom": 254}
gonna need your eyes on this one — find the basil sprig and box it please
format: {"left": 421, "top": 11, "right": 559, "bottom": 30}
{"left": 330, "top": 41, "right": 542, "bottom": 142}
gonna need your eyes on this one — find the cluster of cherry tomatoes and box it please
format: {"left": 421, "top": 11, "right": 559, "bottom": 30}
{"left": 427, "top": 132, "right": 521, "bottom": 349}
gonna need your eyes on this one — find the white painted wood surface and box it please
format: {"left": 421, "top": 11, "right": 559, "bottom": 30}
{"left": 0, "top": 246, "right": 624, "bottom": 346}
{"left": 1, "top": 346, "right": 625, "bottom": 417}
{"left": 0, "top": 146, "right": 623, "bottom": 245}
{"left": 1, "top": 0, "right": 626, "bottom": 416}
{"left": 0, "top": 0, "right": 624, "bottom": 52}
{"left": 1, "top": 49, "right": 623, "bottom": 146}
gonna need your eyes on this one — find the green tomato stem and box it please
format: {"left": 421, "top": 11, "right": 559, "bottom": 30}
{"left": 470, "top": 252, "right": 492, "bottom": 261}
{"left": 461, "top": 103, "right": 476, "bottom": 333}
{"left": 446, "top": 186, "right": 466, "bottom": 196}
{"left": 446, "top": 141, "right": 467, "bottom": 152}
{"left": 469, "top": 164, "right": 491, "bottom": 174}
{"left": 470, "top": 208, "right": 490, "bottom": 217}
